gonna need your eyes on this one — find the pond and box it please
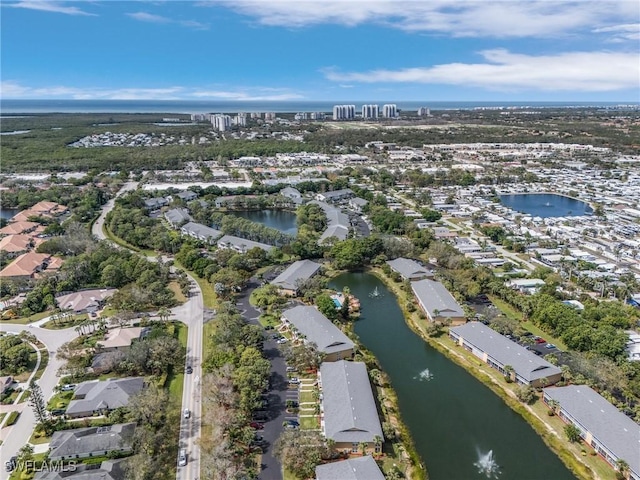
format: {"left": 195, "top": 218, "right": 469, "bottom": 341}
{"left": 499, "top": 194, "right": 592, "bottom": 218}
{"left": 0, "top": 208, "right": 19, "bottom": 220}
{"left": 330, "top": 272, "right": 576, "bottom": 480}
{"left": 230, "top": 209, "right": 298, "bottom": 235}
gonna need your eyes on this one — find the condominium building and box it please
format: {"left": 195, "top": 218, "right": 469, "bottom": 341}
{"left": 211, "top": 114, "right": 232, "bottom": 132}
{"left": 382, "top": 104, "right": 397, "bottom": 118}
{"left": 417, "top": 107, "right": 431, "bottom": 116}
{"left": 361, "top": 104, "right": 379, "bottom": 119}
{"left": 332, "top": 104, "right": 356, "bottom": 120}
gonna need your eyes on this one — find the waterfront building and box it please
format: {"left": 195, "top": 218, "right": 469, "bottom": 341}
{"left": 318, "top": 361, "right": 383, "bottom": 454}
{"left": 382, "top": 104, "right": 397, "bottom": 118}
{"left": 361, "top": 104, "right": 379, "bottom": 119}
{"left": 315, "top": 456, "right": 385, "bottom": 480}
{"left": 417, "top": 107, "right": 431, "bottom": 116}
{"left": 234, "top": 113, "right": 247, "bottom": 127}
{"left": 216, "top": 234, "right": 273, "bottom": 253}
{"left": 387, "top": 257, "right": 433, "bottom": 281}
{"left": 270, "top": 259, "right": 321, "bottom": 296}
{"left": 450, "top": 322, "right": 562, "bottom": 387}
{"left": 411, "top": 279, "right": 465, "bottom": 324}
{"left": 332, "top": 105, "right": 356, "bottom": 120}
{"left": 543, "top": 385, "right": 640, "bottom": 480}
{"left": 211, "top": 114, "right": 232, "bottom": 131}
{"left": 309, "top": 201, "right": 350, "bottom": 243}
{"left": 281, "top": 306, "right": 354, "bottom": 361}
{"left": 180, "top": 222, "right": 222, "bottom": 244}
{"left": 264, "top": 112, "right": 276, "bottom": 121}
{"left": 315, "top": 189, "right": 354, "bottom": 203}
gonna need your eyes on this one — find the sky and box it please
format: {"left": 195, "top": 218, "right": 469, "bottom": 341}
{"left": 1, "top": 0, "right": 639, "bottom": 101}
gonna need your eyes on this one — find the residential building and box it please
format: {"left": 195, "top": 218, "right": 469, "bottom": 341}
{"left": 0, "top": 376, "right": 14, "bottom": 394}
{"left": 216, "top": 235, "right": 273, "bottom": 253}
{"left": 211, "top": 114, "right": 232, "bottom": 131}
{"left": 280, "top": 187, "right": 303, "bottom": 205}
{"left": 270, "top": 259, "right": 321, "bottom": 295}
{"left": 417, "top": 107, "right": 431, "bottom": 116}
{"left": 626, "top": 331, "right": 640, "bottom": 361}
{"left": 508, "top": 278, "right": 546, "bottom": 294}
{"left": 450, "top": 322, "right": 562, "bottom": 387}
{"left": 0, "top": 221, "right": 40, "bottom": 236}
{"left": 55, "top": 288, "right": 116, "bottom": 314}
{"left": 315, "top": 189, "right": 354, "bottom": 203}
{"left": 97, "top": 327, "right": 149, "bottom": 352}
{"left": 143, "top": 197, "right": 169, "bottom": 212}
{"left": 310, "top": 201, "right": 351, "bottom": 243}
{"left": 164, "top": 208, "right": 192, "bottom": 228}
{"left": 180, "top": 222, "right": 222, "bottom": 244}
{"left": 361, "top": 104, "right": 379, "bottom": 119}
{"left": 0, "top": 252, "right": 62, "bottom": 281}
{"left": 332, "top": 105, "right": 356, "bottom": 120}
{"left": 382, "top": 104, "right": 397, "bottom": 118}
{"left": 65, "top": 377, "right": 145, "bottom": 418}
{"left": 35, "top": 460, "right": 128, "bottom": 480}
{"left": 175, "top": 190, "right": 198, "bottom": 202}
{"left": 411, "top": 279, "right": 466, "bottom": 325}
{"left": 542, "top": 386, "right": 640, "bottom": 480}
{"left": 348, "top": 197, "right": 368, "bottom": 213}
{"left": 281, "top": 306, "right": 354, "bottom": 361}
{"left": 386, "top": 258, "right": 433, "bottom": 281}
{"left": 315, "top": 455, "right": 385, "bottom": 480}
{"left": 318, "top": 361, "right": 383, "bottom": 453}
{"left": 0, "top": 234, "right": 32, "bottom": 255}
{"left": 49, "top": 423, "right": 135, "bottom": 460}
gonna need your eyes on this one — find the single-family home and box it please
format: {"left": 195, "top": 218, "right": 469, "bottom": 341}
{"left": 216, "top": 235, "right": 273, "bottom": 253}
{"left": 96, "top": 327, "right": 149, "bottom": 352}
{"left": 180, "top": 222, "right": 222, "bottom": 244}
{"left": 315, "top": 456, "right": 385, "bottom": 480}
{"left": 386, "top": 258, "right": 433, "bottom": 281}
{"left": 281, "top": 306, "right": 354, "bottom": 362}
{"left": 319, "top": 361, "right": 383, "bottom": 454}
{"left": 542, "top": 385, "right": 640, "bottom": 480}
{"left": 508, "top": 278, "right": 546, "bottom": 295}
{"left": 65, "top": 377, "right": 145, "bottom": 418}
{"left": 164, "top": 208, "right": 192, "bottom": 228}
{"left": 91, "top": 351, "right": 126, "bottom": 374}
{"left": 450, "top": 322, "right": 562, "bottom": 387}
{"left": 270, "top": 259, "right": 321, "bottom": 296}
{"left": 34, "top": 459, "right": 127, "bottom": 480}
{"left": 55, "top": 288, "right": 116, "bottom": 314}
{"left": 411, "top": 279, "right": 466, "bottom": 325}
{"left": 49, "top": 423, "right": 135, "bottom": 461}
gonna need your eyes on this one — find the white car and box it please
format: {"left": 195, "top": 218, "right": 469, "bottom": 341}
{"left": 178, "top": 449, "right": 187, "bottom": 467}
{"left": 184, "top": 409, "right": 190, "bottom": 419}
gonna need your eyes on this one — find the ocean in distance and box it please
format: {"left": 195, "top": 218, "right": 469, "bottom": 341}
{"left": 1, "top": 99, "right": 636, "bottom": 114}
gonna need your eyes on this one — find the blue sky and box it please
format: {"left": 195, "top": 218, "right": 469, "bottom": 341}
{"left": 1, "top": 1, "right": 639, "bottom": 101}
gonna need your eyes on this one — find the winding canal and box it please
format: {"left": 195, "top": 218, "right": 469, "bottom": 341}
{"left": 330, "top": 272, "right": 576, "bottom": 480}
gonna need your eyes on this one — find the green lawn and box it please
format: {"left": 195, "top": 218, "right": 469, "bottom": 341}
{"left": 34, "top": 350, "right": 49, "bottom": 381}
{"left": 283, "top": 469, "right": 300, "bottom": 480}
{"left": 521, "top": 321, "right": 568, "bottom": 351}
{"left": 102, "top": 223, "right": 156, "bottom": 257}
{"left": 168, "top": 281, "right": 187, "bottom": 303}
{"left": 487, "top": 295, "right": 522, "bottom": 321}
{"left": 299, "top": 416, "right": 320, "bottom": 430}
{"left": 41, "top": 313, "right": 88, "bottom": 330}
{"left": 174, "top": 260, "right": 217, "bottom": 310}
{"left": 258, "top": 314, "right": 280, "bottom": 328}
{"left": 203, "top": 319, "right": 216, "bottom": 361}
{"left": 0, "top": 389, "right": 21, "bottom": 405}
{"left": 299, "top": 390, "right": 316, "bottom": 404}
{"left": 47, "top": 391, "right": 73, "bottom": 410}
{"left": 166, "top": 322, "right": 187, "bottom": 403}
{"left": 1, "top": 310, "right": 50, "bottom": 324}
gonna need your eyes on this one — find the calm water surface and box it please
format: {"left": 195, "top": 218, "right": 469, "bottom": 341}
{"left": 499, "top": 194, "right": 592, "bottom": 218}
{"left": 330, "top": 272, "right": 576, "bottom": 480}
{"left": 0, "top": 208, "right": 18, "bottom": 220}
{"left": 230, "top": 209, "right": 297, "bottom": 235}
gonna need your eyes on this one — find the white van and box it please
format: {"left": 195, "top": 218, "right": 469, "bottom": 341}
{"left": 178, "top": 449, "right": 187, "bottom": 467}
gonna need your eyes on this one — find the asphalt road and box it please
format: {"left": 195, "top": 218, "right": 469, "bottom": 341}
{"left": 236, "top": 282, "right": 288, "bottom": 480}
{"left": 0, "top": 323, "right": 76, "bottom": 480}
{"left": 91, "top": 181, "right": 138, "bottom": 241}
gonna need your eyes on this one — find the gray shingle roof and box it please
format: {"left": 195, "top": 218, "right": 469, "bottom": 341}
{"left": 450, "top": 322, "right": 561, "bottom": 383}
{"left": 315, "top": 456, "right": 385, "bottom": 480}
{"left": 49, "top": 423, "right": 135, "bottom": 460}
{"left": 217, "top": 234, "right": 273, "bottom": 252}
{"left": 35, "top": 459, "right": 128, "bottom": 480}
{"left": 66, "top": 377, "right": 144, "bottom": 416}
{"left": 387, "top": 258, "right": 432, "bottom": 280}
{"left": 310, "top": 201, "right": 350, "bottom": 242}
{"left": 180, "top": 222, "right": 222, "bottom": 241}
{"left": 320, "top": 361, "right": 383, "bottom": 444}
{"left": 411, "top": 279, "right": 464, "bottom": 318}
{"left": 282, "top": 306, "right": 354, "bottom": 355}
{"left": 319, "top": 189, "right": 354, "bottom": 201}
{"left": 270, "top": 260, "right": 321, "bottom": 291}
{"left": 543, "top": 385, "right": 640, "bottom": 478}
{"left": 164, "top": 208, "right": 192, "bottom": 226}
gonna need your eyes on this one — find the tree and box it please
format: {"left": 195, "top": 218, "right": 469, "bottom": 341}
{"left": 564, "top": 424, "right": 582, "bottom": 443}
{"left": 29, "top": 380, "right": 53, "bottom": 434}
{"left": 373, "top": 435, "right": 383, "bottom": 455}
{"left": 515, "top": 384, "right": 537, "bottom": 404}
{"left": 615, "top": 459, "right": 630, "bottom": 480}
{"left": 503, "top": 365, "right": 515, "bottom": 383}
{"left": 273, "top": 430, "right": 326, "bottom": 479}
{"left": 316, "top": 293, "right": 338, "bottom": 320}
{"left": 17, "top": 444, "right": 34, "bottom": 466}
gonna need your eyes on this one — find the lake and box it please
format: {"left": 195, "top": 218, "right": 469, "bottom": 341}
{"left": 499, "top": 193, "right": 592, "bottom": 218}
{"left": 330, "top": 272, "right": 576, "bottom": 480}
{"left": 230, "top": 210, "right": 298, "bottom": 235}
{"left": 0, "top": 208, "right": 19, "bottom": 220}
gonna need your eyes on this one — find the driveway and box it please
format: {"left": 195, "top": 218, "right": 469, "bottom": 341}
{"left": 236, "top": 282, "right": 286, "bottom": 480}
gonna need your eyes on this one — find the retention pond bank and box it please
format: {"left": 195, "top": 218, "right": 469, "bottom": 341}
{"left": 330, "top": 272, "right": 576, "bottom": 480}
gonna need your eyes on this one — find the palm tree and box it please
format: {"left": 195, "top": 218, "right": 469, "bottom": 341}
{"left": 359, "top": 441, "right": 368, "bottom": 456}
{"left": 615, "top": 459, "right": 629, "bottom": 480}
{"left": 373, "top": 435, "right": 383, "bottom": 456}
{"left": 503, "top": 365, "right": 515, "bottom": 382}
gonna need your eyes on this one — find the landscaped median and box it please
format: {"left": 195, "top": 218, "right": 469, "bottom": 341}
{"left": 370, "top": 267, "right": 612, "bottom": 480}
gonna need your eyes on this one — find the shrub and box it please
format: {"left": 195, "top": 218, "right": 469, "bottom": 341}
{"left": 6, "top": 410, "right": 20, "bottom": 426}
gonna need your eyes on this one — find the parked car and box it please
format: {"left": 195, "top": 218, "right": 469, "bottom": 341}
{"left": 545, "top": 343, "right": 556, "bottom": 349}
{"left": 535, "top": 338, "right": 547, "bottom": 344}
{"left": 186, "top": 365, "right": 193, "bottom": 374}
{"left": 283, "top": 419, "right": 300, "bottom": 429}
{"left": 250, "top": 422, "right": 264, "bottom": 430}
{"left": 60, "top": 384, "right": 76, "bottom": 392}
{"left": 286, "top": 366, "right": 297, "bottom": 373}
{"left": 184, "top": 409, "right": 190, "bottom": 419}
{"left": 288, "top": 377, "right": 300, "bottom": 385}
{"left": 277, "top": 338, "right": 288, "bottom": 344}
{"left": 178, "top": 449, "right": 187, "bottom": 467}
{"left": 51, "top": 409, "right": 66, "bottom": 416}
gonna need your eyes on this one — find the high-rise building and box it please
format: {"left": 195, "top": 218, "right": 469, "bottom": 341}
{"left": 251, "top": 112, "right": 262, "bottom": 119}
{"left": 191, "top": 113, "right": 207, "bottom": 122}
{"left": 264, "top": 112, "right": 276, "bottom": 121}
{"left": 310, "top": 112, "right": 325, "bottom": 120}
{"left": 233, "top": 113, "right": 247, "bottom": 127}
{"left": 417, "top": 107, "right": 431, "bottom": 116}
{"left": 382, "top": 104, "right": 397, "bottom": 118}
{"left": 211, "top": 114, "right": 232, "bottom": 131}
{"left": 361, "top": 104, "right": 379, "bottom": 119}
{"left": 332, "top": 105, "right": 356, "bottom": 120}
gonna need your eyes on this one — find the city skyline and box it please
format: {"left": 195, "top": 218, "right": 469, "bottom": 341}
{"left": 1, "top": 0, "right": 639, "bottom": 101}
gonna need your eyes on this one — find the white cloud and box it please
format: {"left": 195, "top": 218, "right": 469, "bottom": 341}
{"left": 593, "top": 23, "right": 640, "bottom": 42}
{"left": 0, "top": 82, "right": 304, "bottom": 100}
{"left": 127, "top": 11, "right": 209, "bottom": 29}
{"left": 322, "top": 50, "right": 640, "bottom": 91}
{"left": 5, "top": 1, "right": 96, "bottom": 16}
{"left": 201, "top": 0, "right": 638, "bottom": 38}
